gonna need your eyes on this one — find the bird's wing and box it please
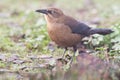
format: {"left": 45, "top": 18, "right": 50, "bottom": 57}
{"left": 65, "top": 21, "right": 91, "bottom": 36}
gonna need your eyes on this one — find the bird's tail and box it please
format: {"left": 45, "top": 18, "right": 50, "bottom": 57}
{"left": 88, "top": 28, "right": 114, "bottom": 35}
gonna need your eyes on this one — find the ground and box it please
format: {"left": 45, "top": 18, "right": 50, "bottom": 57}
{"left": 0, "top": 0, "right": 120, "bottom": 80}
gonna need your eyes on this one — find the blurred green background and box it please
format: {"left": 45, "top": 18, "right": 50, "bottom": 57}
{"left": 0, "top": 0, "right": 120, "bottom": 79}
{"left": 0, "top": 0, "right": 120, "bottom": 52}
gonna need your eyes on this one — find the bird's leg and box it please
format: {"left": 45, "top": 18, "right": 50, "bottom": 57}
{"left": 62, "top": 47, "right": 68, "bottom": 58}
{"left": 69, "top": 46, "right": 77, "bottom": 65}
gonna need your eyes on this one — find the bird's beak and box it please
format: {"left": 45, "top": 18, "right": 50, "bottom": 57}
{"left": 36, "top": 9, "right": 48, "bottom": 14}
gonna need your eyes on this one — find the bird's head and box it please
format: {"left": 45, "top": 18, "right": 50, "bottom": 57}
{"left": 36, "top": 8, "right": 64, "bottom": 22}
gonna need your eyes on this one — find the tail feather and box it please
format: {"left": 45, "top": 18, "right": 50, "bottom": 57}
{"left": 88, "top": 28, "right": 114, "bottom": 35}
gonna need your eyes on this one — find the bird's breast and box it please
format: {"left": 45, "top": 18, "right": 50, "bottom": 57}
{"left": 47, "top": 23, "right": 82, "bottom": 47}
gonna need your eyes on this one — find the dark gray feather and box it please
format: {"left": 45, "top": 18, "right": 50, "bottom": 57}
{"left": 65, "top": 20, "right": 91, "bottom": 36}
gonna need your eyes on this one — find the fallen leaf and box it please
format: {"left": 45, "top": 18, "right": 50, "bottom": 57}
{"left": 13, "top": 60, "right": 25, "bottom": 64}
{"left": 0, "top": 54, "right": 6, "bottom": 61}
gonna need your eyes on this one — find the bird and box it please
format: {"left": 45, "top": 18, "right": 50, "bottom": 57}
{"left": 36, "top": 8, "right": 113, "bottom": 64}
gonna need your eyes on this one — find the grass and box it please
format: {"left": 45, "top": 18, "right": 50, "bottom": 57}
{"left": 0, "top": 0, "right": 120, "bottom": 80}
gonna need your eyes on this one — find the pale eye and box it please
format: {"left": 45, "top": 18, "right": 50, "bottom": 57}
{"left": 51, "top": 11, "right": 56, "bottom": 14}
